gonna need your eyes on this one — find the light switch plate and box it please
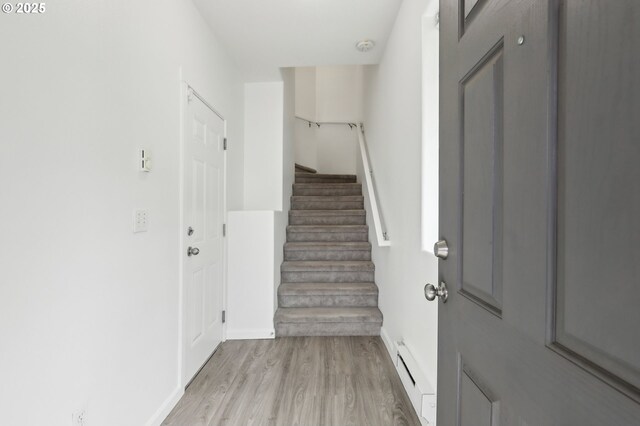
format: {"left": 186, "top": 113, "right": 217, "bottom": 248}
{"left": 133, "top": 209, "right": 148, "bottom": 233}
{"left": 139, "top": 149, "right": 152, "bottom": 172}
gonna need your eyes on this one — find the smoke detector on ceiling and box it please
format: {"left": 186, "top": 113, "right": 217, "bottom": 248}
{"left": 355, "top": 40, "right": 375, "bottom": 52}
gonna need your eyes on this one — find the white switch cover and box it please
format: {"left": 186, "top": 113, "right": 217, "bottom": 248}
{"left": 133, "top": 209, "right": 148, "bottom": 233}
{"left": 139, "top": 149, "right": 152, "bottom": 172}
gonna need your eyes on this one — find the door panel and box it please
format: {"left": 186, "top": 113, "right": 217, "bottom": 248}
{"left": 459, "top": 371, "right": 496, "bottom": 426}
{"left": 554, "top": 0, "right": 640, "bottom": 396}
{"left": 206, "top": 163, "right": 221, "bottom": 241}
{"left": 461, "top": 41, "right": 504, "bottom": 314}
{"left": 460, "top": 0, "right": 488, "bottom": 38}
{"left": 188, "top": 268, "right": 204, "bottom": 343}
{"left": 192, "top": 159, "right": 205, "bottom": 243}
{"left": 204, "top": 263, "right": 219, "bottom": 327}
{"left": 464, "top": 0, "right": 482, "bottom": 19}
{"left": 183, "top": 89, "right": 225, "bottom": 384}
{"left": 437, "top": 0, "right": 640, "bottom": 424}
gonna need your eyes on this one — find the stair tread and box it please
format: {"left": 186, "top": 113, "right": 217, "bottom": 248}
{"left": 295, "top": 173, "right": 357, "bottom": 179}
{"left": 287, "top": 225, "right": 367, "bottom": 232}
{"left": 284, "top": 242, "right": 371, "bottom": 250}
{"left": 294, "top": 182, "right": 360, "bottom": 186}
{"left": 275, "top": 307, "right": 382, "bottom": 323}
{"left": 281, "top": 261, "right": 374, "bottom": 271}
{"left": 279, "top": 282, "right": 378, "bottom": 295}
{"left": 289, "top": 209, "right": 365, "bottom": 216}
{"left": 292, "top": 195, "right": 363, "bottom": 200}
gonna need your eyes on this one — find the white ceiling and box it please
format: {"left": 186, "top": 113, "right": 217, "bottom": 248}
{"left": 192, "top": 0, "right": 404, "bottom": 81}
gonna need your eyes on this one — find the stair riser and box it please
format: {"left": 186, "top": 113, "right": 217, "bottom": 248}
{"left": 295, "top": 177, "right": 357, "bottom": 184}
{"left": 293, "top": 186, "right": 362, "bottom": 196}
{"left": 287, "top": 231, "right": 368, "bottom": 242}
{"left": 284, "top": 250, "right": 371, "bottom": 261}
{"left": 281, "top": 271, "right": 374, "bottom": 283}
{"left": 291, "top": 200, "right": 364, "bottom": 210}
{"left": 279, "top": 294, "right": 378, "bottom": 308}
{"left": 288, "top": 215, "right": 366, "bottom": 226}
{"left": 276, "top": 322, "right": 380, "bottom": 337}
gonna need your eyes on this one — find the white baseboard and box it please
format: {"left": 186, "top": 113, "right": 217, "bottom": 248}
{"left": 380, "top": 326, "right": 395, "bottom": 363}
{"left": 226, "top": 328, "right": 275, "bottom": 340}
{"left": 145, "top": 385, "right": 184, "bottom": 426}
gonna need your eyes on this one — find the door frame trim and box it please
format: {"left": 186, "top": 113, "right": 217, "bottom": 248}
{"left": 178, "top": 80, "right": 228, "bottom": 388}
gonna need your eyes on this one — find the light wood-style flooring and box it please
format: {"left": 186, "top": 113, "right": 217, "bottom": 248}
{"left": 163, "top": 336, "right": 421, "bottom": 426}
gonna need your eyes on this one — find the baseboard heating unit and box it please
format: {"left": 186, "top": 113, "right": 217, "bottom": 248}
{"left": 394, "top": 340, "right": 436, "bottom": 425}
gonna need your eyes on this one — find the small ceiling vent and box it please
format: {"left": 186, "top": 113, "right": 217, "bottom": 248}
{"left": 355, "top": 40, "right": 375, "bottom": 52}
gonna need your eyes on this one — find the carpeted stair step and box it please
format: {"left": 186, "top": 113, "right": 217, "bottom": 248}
{"left": 293, "top": 183, "right": 362, "bottom": 196}
{"left": 274, "top": 307, "right": 382, "bottom": 336}
{"left": 278, "top": 282, "right": 378, "bottom": 308}
{"left": 286, "top": 225, "right": 368, "bottom": 242}
{"left": 291, "top": 195, "right": 364, "bottom": 210}
{"left": 288, "top": 209, "right": 366, "bottom": 226}
{"left": 281, "top": 261, "right": 374, "bottom": 283}
{"left": 284, "top": 242, "right": 371, "bottom": 261}
{"left": 275, "top": 171, "right": 381, "bottom": 337}
{"left": 295, "top": 173, "right": 357, "bottom": 184}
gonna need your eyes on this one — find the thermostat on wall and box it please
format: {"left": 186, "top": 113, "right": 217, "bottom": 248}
{"left": 139, "top": 149, "right": 152, "bottom": 172}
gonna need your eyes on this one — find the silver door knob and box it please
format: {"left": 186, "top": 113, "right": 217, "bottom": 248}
{"left": 424, "top": 281, "right": 448, "bottom": 303}
{"left": 433, "top": 240, "right": 449, "bottom": 259}
{"left": 187, "top": 246, "right": 200, "bottom": 257}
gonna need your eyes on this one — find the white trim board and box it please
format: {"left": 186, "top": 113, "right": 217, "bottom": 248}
{"left": 145, "top": 386, "right": 184, "bottom": 426}
{"left": 380, "top": 326, "right": 395, "bottom": 358}
{"left": 226, "top": 329, "right": 276, "bottom": 340}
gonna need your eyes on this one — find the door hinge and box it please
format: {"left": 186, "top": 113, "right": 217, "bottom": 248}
{"left": 223, "top": 223, "right": 226, "bottom": 237}
{"left": 223, "top": 138, "right": 227, "bottom": 150}
{"left": 222, "top": 310, "right": 226, "bottom": 323}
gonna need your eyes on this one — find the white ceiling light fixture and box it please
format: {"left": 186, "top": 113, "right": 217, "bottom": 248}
{"left": 355, "top": 39, "right": 375, "bottom": 52}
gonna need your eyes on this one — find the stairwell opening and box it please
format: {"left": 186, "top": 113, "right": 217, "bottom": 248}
{"left": 274, "top": 170, "right": 383, "bottom": 336}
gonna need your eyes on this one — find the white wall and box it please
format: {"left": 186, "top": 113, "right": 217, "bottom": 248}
{"left": 294, "top": 67, "right": 317, "bottom": 121}
{"left": 244, "top": 82, "right": 284, "bottom": 210}
{"left": 294, "top": 66, "right": 363, "bottom": 174}
{"left": 226, "top": 68, "right": 295, "bottom": 340}
{"left": 276, "top": 68, "right": 296, "bottom": 309}
{"left": 362, "top": 0, "right": 439, "bottom": 393}
{"left": 315, "top": 65, "right": 364, "bottom": 123}
{"left": 226, "top": 211, "right": 276, "bottom": 340}
{"left": 315, "top": 126, "right": 359, "bottom": 174}
{"left": 280, "top": 69, "right": 296, "bottom": 213}
{"left": 294, "top": 67, "right": 318, "bottom": 169}
{"left": 422, "top": 14, "right": 440, "bottom": 252}
{"left": 0, "top": 2, "right": 244, "bottom": 425}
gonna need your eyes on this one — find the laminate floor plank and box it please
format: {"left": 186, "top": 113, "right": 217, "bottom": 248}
{"left": 206, "top": 340, "right": 276, "bottom": 425}
{"left": 162, "top": 336, "right": 421, "bottom": 426}
{"left": 163, "top": 340, "right": 255, "bottom": 426}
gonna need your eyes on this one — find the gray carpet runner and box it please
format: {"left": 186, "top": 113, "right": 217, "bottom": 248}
{"left": 274, "top": 172, "right": 383, "bottom": 336}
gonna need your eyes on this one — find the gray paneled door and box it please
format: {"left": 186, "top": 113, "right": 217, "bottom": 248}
{"left": 435, "top": 0, "right": 640, "bottom": 424}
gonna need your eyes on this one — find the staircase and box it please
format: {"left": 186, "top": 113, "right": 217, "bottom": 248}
{"left": 274, "top": 171, "right": 383, "bottom": 336}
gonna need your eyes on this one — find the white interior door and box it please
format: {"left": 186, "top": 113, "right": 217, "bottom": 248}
{"left": 182, "top": 88, "right": 225, "bottom": 385}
